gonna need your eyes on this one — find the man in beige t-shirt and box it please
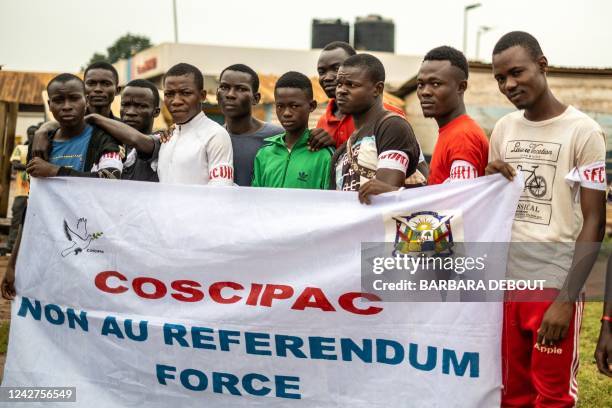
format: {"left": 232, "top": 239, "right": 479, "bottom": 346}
{"left": 491, "top": 107, "right": 606, "bottom": 288}
{"left": 486, "top": 32, "right": 606, "bottom": 407}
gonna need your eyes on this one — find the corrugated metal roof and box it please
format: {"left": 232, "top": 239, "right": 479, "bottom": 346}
{"left": 1, "top": 70, "right": 404, "bottom": 111}
{"left": 469, "top": 61, "right": 612, "bottom": 76}
{"left": 0, "top": 71, "right": 61, "bottom": 104}
{"left": 257, "top": 74, "right": 404, "bottom": 109}
{"left": 258, "top": 74, "right": 328, "bottom": 104}
{"left": 394, "top": 61, "right": 612, "bottom": 98}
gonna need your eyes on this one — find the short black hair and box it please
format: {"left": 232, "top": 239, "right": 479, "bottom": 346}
{"left": 164, "top": 63, "right": 204, "bottom": 90}
{"left": 341, "top": 53, "right": 385, "bottom": 83}
{"left": 423, "top": 46, "right": 469, "bottom": 79}
{"left": 322, "top": 41, "right": 356, "bottom": 57}
{"left": 492, "top": 31, "right": 543, "bottom": 61}
{"left": 84, "top": 61, "right": 119, "bottom": 85}
{"left": 26, "top": 125, "right": 39, "bottom": 137}
{"left": 275, "top": 71, "right": 313, "bottom": 100}
{"left": 47, "top": 73, "right": 85, "bottom": 93}
{"left": 125, "top": 79, "right": 160, "bottom": 107}
{"left": 220, "top": 64, "right": 260, "bottom": 93}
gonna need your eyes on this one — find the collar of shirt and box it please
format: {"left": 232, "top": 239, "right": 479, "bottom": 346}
{"left": 438, "top": 114, "right": 469, "bottom": 134}
{"left": 264, "top": 129, "right": 310, "bottom": 150}
{"left": 323, "top": 99, "right": 350, "bottom": 125}
{"left": 175, "top": 111, "right": 206, "bottom": 134}
{"left": 321, "top": 99, "right": 354, "bottom": 147}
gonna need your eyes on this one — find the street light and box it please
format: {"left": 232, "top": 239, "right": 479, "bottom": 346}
{"left": 462, "top": 3, "right": 482, "bottom": 54}
{"left": 476, "top": 25, "right": 492, "bottom": 60}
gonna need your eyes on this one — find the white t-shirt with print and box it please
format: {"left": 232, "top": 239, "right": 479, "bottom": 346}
{"left": 157, "top": 112, "right": 234, "bottom": 185}
{"left": 489, "top": 106, "right": 606, "bottom": 288}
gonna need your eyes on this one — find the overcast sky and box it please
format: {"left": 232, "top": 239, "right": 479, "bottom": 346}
{"left": 2, "top": 0, "right": 611, "bottom": 72}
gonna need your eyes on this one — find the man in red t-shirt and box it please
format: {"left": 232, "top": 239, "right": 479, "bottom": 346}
{"left": 418, "top": 46, "right": 489, "bottom": 185}
{"left": 358, "top": 46, "right": 487, "bottom": 202}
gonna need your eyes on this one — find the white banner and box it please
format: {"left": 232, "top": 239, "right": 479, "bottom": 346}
{"left": 2, "top": 175, "right": 522, "bottom": 407}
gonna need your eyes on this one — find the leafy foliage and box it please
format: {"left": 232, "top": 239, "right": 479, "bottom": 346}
{"left": 85, "top": 33, "right": 152, "bottom": 67}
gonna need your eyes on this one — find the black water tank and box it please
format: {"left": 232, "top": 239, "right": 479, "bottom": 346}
{"left": 354, "top": 15, "right": 395, "bottom": 53}
{"left": 311, "top": 19, "right": 350, "bottom": 49}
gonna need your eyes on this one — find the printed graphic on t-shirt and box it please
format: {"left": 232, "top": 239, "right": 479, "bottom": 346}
{"left": 514, "top": 200, "right": 553, "bottom": 225}
{"left": 297, "top": 171, "right": 309, "bottom": 183}
{"left": 514, "top": 163, "right": 556, "bottom": 201}
{"left": 505, "top": 140, "right": 561, "bottom": 162}
{"left": 336, "top": 136, "right": 378, "bottom": 191}
{"left": 504, "top": 140, "right": 561, "bottom": 225}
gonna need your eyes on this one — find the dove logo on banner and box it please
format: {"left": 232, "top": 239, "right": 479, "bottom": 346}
{"left": 61, "top": 217, "right": 104, "bottom": 257}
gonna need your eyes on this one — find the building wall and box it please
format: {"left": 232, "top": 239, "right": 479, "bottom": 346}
{"left": 254, "top": 103, "right": 327, "bottom": 130}
{"left": 15, "top": 111, "right": 44, "bottom": 143}
{"left": 114, "top": 43, "right": 422, "bottom": 88}
{"left": 404, "top": 69, "right": 612, "bottom": 165}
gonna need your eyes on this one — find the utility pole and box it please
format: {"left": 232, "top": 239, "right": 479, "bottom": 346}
{"left": 173, "top": 0, "right": 179, "bottom": 43}
{"left": 463, "top": 3, "right": 482, "bottom": 54}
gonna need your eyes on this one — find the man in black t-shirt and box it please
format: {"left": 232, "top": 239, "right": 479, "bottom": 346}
{"left": 33, "top": 73, "right": 162, "bottom": 182}
{"left": 331, "top": 54, "right": 420, "bottom": 202}
{"left": 86, "top": 79, "right": 161, "bottom": 182}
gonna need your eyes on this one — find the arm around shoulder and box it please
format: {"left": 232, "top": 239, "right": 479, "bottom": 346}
{"left": 86, "top": 114, "right": 155, "bottom": 155}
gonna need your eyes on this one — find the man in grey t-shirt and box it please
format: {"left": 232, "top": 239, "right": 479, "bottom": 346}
{"left": 217, "top": 64, "right": 283, "bottom": 186}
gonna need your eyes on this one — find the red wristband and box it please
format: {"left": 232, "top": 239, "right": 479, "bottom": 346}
{"left": 603, "top": 315, "right": 612, "bottom": 322}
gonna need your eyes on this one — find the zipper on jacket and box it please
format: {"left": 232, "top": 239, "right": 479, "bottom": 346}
{"left": 281, "top": 148, "right": 292, "bottom": 187}
{"left": 169, "top": 125, "right": 181, "bottom": 175}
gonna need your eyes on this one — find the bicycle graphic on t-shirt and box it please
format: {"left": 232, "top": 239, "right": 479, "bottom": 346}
{"left": 516, "top": 164, "right": 547, "bottom": 198}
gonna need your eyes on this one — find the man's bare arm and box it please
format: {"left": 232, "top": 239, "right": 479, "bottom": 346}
{"left": 31, "top": 121, "right": 59, "bottom": 160}
{"left": 485, "top": 159, "right": 516, "bottom": 180}
{"left": 86, "top": 114, "right": 154, "bottom": 155}
{"left": 1, "top": 224, "right": 22, "bottom": 300}
{"left": 358, "top": 169, "right": 405, "bottom": 205}
{"left": 537, "top": 187, "right": 606, "bottom": 345}
{"left": 595, "top": 254, "right": 612, "bottom": 376}
{"left": 417, "top": 161, "right": 429, "bottom": 180}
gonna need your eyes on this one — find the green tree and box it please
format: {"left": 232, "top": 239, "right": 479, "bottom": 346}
{"left": 87, "top": 52, "right": 108, "bottom": 66}
{"left": 106, "top": 34, "right": 152, "bottom": 63}
{"left": 85, "top": 33, "right": 152, "bottom": 67}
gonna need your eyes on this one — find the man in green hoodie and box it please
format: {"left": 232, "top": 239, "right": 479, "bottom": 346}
{"left": 252, "top": 71, "right": 333, "bottom": 189}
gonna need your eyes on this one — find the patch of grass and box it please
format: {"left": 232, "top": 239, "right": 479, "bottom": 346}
{"left": 578, "top": 302, "right": 612, "bottom": 407}
{"left": 0, "top": 321, "right": 8, "bottom": 354}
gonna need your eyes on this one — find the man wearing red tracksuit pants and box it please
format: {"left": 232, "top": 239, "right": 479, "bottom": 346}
{"left": 486, "top": 31, "right": 606, "bottom": 407}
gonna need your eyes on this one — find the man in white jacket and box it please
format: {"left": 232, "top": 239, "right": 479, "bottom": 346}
{"left": 157, "top": 63, "right": 234, "bottom": 185}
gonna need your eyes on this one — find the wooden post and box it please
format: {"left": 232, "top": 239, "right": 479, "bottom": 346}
{"left": 0, "top": 103, "right": 6, "bottom": 154}
{"left": 0, "top": 102, "right": 17, "bottom": 217}
{"left": 0, "top": 102, "right": 8, "bottom": 218}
